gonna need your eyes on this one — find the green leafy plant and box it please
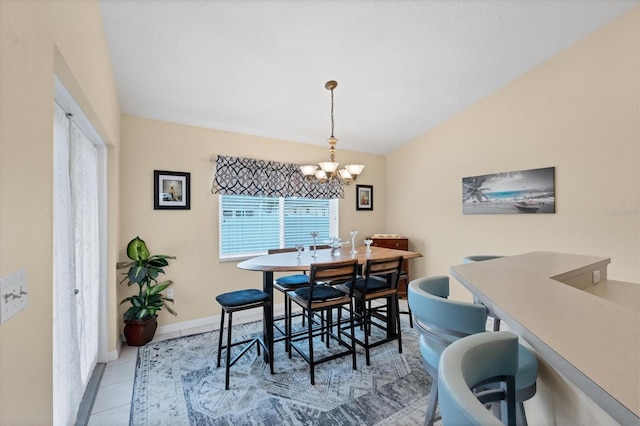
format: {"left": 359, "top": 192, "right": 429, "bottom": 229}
{"left": 117, "top": 236, "right": 177, "bottom": 321}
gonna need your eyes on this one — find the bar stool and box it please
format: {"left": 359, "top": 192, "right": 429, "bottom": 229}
{"left": 337, "top": 256, "right": 404, "bottom": 366}
{"left": 269, "top": 246, "right": 330, "bottom": 350}
{"left": 439, "top": 331, "right": 520, "bottom": 426}
{"left": 215, "top": 289, "right": 274, "bottom": 390}
{"left": 287, "top": 259, "right": 359, "bottom": 385}
{"left": 408, "top": 276, "right": 537, "bottom": 426}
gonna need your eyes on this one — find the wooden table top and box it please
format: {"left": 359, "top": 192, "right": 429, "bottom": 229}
{"left": 237, "top": 246, "right": 422, "bottom": 272}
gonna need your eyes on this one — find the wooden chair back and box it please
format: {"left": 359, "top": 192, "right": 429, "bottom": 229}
{"left": 363, "top": 256, "right": 404, "bottom": 289}
{"left": 309, "top": 259, "right": 359, "bottom": 286}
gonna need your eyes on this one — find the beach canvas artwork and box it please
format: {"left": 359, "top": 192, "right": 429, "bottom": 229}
{"left": 463, "top": 167, "right": 555, "bottom": 214}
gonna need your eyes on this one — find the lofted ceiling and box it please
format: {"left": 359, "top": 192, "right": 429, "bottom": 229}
{"left": 99, "top": 0, "right": 638, "bottom": 155}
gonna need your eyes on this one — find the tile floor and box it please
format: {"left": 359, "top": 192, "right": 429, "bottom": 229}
{"left": 87, "top": 308, "right": 267, "bottom": 425}
{"left": 87, "top": 300, "right": 424, "bottom": 425}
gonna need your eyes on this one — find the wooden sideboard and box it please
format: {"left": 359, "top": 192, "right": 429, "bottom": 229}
{"left": 368, "top": 236, "right": 410, "bottom": 297}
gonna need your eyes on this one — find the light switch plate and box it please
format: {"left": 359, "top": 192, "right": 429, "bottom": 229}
{"left": 0, "top": 269, "right": 28, "bottom": 323}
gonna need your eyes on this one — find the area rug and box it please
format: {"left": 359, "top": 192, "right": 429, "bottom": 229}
{"left": 130, "top": 316, "right": 430, "bottom": 425}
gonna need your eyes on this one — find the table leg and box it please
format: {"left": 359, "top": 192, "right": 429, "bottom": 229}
{"left": 387, "top": 295, "right": 398, "bottom": 338}
{"left": 263, "top": 271, "right": 274, "bottom": 362}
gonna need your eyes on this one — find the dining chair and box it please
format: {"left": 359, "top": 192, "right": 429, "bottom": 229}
{"left": 269, "top": 245, "right": 330, "bottom": 350}
{"left": 438, "top": 331, "right": 520, "bottom": 426}
{"left": 462, "top": 255, "right": 504, "bottom": 331}
{"left": 408, "top": 276, "right": 537, "bottom": 426}
{"left": 269, "top": 247, "right": 309, "bottom": 345}
{"left": 337, "top": 256, "right": 404, "bottom": 366}
{"left": 286, "top": 259, "right": 359, "bottom": 385}
{"left": 215, "top": 288, "right": 274, "bottom": 390}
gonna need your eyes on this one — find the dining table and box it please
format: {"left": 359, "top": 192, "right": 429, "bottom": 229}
{"left": 237, "top": 245, "right": 423, "bottom": 361}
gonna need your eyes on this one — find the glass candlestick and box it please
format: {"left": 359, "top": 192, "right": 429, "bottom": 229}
{"left": 349, "top": 230, "right": 358, "bottom": 254}
{"left": 295, "top": 244, "right": 304, "bottom": 259}
{"left": 310, "top": 232, "right": 319, "bottom": 257}
{"left": 329, "top": 236, "right": 340, "bottom": 256}
{"left": 364, "top": 239, "right": 373, "bottom": 254}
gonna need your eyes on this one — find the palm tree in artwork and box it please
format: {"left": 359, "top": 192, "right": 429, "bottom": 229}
{"left": 463, "top": 177, "right": 490, "bottom": 202}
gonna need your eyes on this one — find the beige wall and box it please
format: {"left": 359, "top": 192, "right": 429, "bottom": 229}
{"left": 387, "top": 7, "right": 639, "bottom": 293}
{"left": 119, "top": 115, "right": 386, "bottom": 326}
{"left": 1, "top": 0, "right": 636, "bottom": 423}
{"left": 386, "top": 7, "right": 639, "bottom": 425}
{"left": 0, "top": 0, "right": 120, "bottom": 423}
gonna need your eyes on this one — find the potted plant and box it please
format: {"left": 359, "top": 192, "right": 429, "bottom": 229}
{"left": 117, "top": 236, "right": 177, "bottom": 346}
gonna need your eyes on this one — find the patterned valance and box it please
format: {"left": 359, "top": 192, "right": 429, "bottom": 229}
{"left": 212, "top": 155, "right": 344, "bottom": 199}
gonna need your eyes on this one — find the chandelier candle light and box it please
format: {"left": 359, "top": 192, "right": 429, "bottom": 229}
{"left": 300, "top": 81, "right": 364, "bottom": 184}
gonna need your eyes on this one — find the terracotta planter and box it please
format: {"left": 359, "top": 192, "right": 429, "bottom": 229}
{"left": 123, "top": 316, "right": 158, "bottom": 346}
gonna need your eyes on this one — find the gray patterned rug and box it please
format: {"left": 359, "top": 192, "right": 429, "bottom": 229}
{"left": 130, "top": 315, "right": 430, "bottom": 425}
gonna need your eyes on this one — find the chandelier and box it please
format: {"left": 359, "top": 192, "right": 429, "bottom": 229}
{"left": 300, "top": 80, "right": 364, "bottom": 184}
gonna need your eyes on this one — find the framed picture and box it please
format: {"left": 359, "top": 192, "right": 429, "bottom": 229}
{"left": 154, "top": 170, "right": 190, "bottom": 210}
{"left": 356, "top": 184, "right": 373, "bottom": 211}
{"left": 462, "top": 166, "right": 555, "bottom": 214}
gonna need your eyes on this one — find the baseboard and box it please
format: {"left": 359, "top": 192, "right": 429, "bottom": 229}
{"left": 106, "top": 347, "right": 120, "bottom": 362}
{"left": 119, "top": 302, "right": 287, "bottom": 342}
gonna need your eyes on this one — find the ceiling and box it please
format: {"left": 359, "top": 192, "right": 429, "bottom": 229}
{"left": 99, "top": 0, "right": 638, "bottom": 155}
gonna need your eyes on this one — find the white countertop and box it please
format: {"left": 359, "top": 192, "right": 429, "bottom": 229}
{"left": 451, "top": 251, "right": 639, "bottom": 424}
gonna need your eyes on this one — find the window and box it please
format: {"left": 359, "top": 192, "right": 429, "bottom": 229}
{"left": 219, "top": 195, "right": 338, "bottom": 259}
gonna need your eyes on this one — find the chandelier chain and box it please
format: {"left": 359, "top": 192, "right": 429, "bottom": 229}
{"left": 330, "top": 87, "right": 335, "bottom": 139}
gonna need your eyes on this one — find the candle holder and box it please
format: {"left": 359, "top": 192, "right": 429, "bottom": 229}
{"left": 349, "top": 230, "right": 358, "bottom": 254}
{"left": 364, "top": 239, "right": 373, "bottom": 254}
{"left": 295, "top": 244, "right": 304, "bottom": 259}
{"left": 328, "top": 237, "right": 342, "bottom": 256}
{"left": 310, "top": 232, "right": 319, "bottom": 257}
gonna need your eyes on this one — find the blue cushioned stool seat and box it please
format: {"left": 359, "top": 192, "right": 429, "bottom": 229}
{"left": 295, "top": 285, "right": 345, "bottom": 301}
{"left": 275, "top": 274, "right": 309, "bottom": 286}
{"left": 344, "top": 275, "right": 390, "bottom": 293}
{"left": 215, "top": 289, "right": 273, "bottom": 390}
{"left": 216, "top": 289, "right": 269, "bottom": 308}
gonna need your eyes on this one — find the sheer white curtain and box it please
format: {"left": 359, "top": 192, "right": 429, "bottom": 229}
{"left": 53, "top": 101, "right": 78, "bottom": 425}
{"left": 53, "top": 102, "right": 100, "bottom": 425}
{"left": 70, "top": 122, "right": 99, "bottom": 386}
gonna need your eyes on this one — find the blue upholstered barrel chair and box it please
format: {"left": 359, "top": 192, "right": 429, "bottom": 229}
{"left": 439, "top": 331, "right": 521, "bottom": 426}
{"left": 407, "top": 276, "right": 537, "bottom": 426}
{"left": 462, "top": 255, "right": 504, "bottom": 331}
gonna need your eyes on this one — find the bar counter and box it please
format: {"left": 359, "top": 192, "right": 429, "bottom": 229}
{"left": 451, "top": 251, "right": 639, "bottom": 425}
